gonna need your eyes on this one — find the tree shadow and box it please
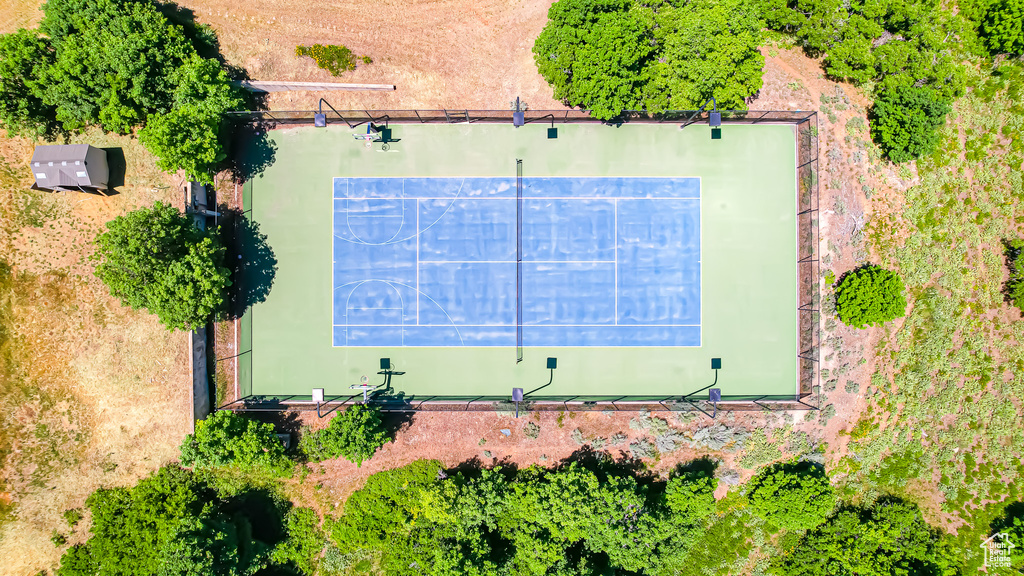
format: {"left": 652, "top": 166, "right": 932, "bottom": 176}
{"left": 220, "top": 207, "right": 277, "bottom": 319}
{"left": 220, "top": 487, "right": 289, "bottom": 546}
{"left": 991, "top": 500, "right": 1024, "bottom": 533}
{"left": 380, "top": 410, "right": 415, "bottom": 439}
{"left": 669, "top": 455, "right": 719, "bottom": 479}
{"left": 248, "top": 410, "right": 303, "bottom": 436}
{"left": 230, "top": 121, "right": 278, "bottom": 183}
{"left": 556, "top": 445, "right": 658, "bottom": 483}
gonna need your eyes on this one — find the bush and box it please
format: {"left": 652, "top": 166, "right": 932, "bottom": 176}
{"left": 92, "top": 202, "right": 231, "bottom": 331}
{"left": 295, "top": 44, "right": 361, "bottom": 76}
{"left": 982, "top": 0, "right": 1024, "bottom": 55}
{"left": 870, "top": 86, "right": 951, "bottom": 164}
{"left": 179, "top": 410, "right": 290, "bottom": 473}
{"left": 835, "top": 265, "right": 907, "bottom": 328}
{"left": 747, "top": 461, "right": 836, "bottom": 531}
{"left": 299, "top": 404, "right": 390, "bottom": 466}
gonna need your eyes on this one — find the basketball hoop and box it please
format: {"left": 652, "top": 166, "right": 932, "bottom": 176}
{"left": 364, "top": 139, "right": 372, "bottom": 148}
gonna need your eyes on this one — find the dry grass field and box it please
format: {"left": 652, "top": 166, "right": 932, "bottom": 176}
{"left": 0, "top": 131, "right": 191, "bottom": 576}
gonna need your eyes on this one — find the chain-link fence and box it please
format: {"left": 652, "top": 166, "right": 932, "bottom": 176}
{"left": 224, "top": 109, "right": 819, "bottom": 415}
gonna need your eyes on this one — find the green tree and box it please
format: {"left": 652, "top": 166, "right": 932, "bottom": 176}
{"left": 835, "top": 264, "right": 907, "bottom": 328}
{"left": 870, "top": 86, "right": 951, "bottom": 163}
{"left": 179, "top": 410, "right": 290, "bottom": 473}
{"left": 644, "top": 0, "right": 764, "bottom": 112}
{"left": 775, "top": 499, "right": 955, "bottom": 576}
{"left": 40, "top": 0, "right": 194, "bottom": 132}
{"left": 982, "top": 0, "right": 1024, "bottom": 54}
{"left": 747, "top": 461, "right": 836, "bottom": 531}
{"left": 1002, "top": 239, "right": 1024, "bottom": 311}
{"left": 138, "top": 55, "right": 244, "bottom": 184}
{"left": 56, "top": 465, "right": 278, "bottom": 576}
{"left": 991, "top": 502, "right": 1024, "bottom": 569}
{"left": 139, "top": 106, "right": 226, "bottom": 184}
{"left": 92, "top": 202, "right": 231, "bottom": 331}
{"left": 299, "top": 403, "right": 390, "bottom": 466}
{"left": 533, "top": 0, "right": 652, "bottom": 120}
{"left": 0, "top": 29, "right": 57, "bottom": 136}
{"left": 268, "top": 508, "right": 325, "bottom": 576}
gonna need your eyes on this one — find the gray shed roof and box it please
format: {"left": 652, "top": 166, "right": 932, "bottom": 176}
{"left": 31, "top": 144, "right": 106, "bottom": 190}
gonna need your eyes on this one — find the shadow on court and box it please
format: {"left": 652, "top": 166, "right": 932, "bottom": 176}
{"left": 230, "top": 121, "right": 278, "bottom": 182}
{"left": 221, "top": 207, "right": 278, "bottom": 319}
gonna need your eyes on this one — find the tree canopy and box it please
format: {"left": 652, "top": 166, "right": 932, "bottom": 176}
{"left": 179, "top": 410, "right": 291, "bottom": 473}
{"left": 330, "top": 459, "right": 719, "bottom": 576}
{"left": 775, "top": 499, "right": 956, "bottom": 576}
{"left": 533, "top": 0, "right": 764, "bottom": 119}
{"left": 869, "top": 86, "right": 951, "bottom": 163}
{"left": 747, "top": 461, "right": 836, "bottom": 531}
{"left": 56, "top": 465, "right": 269, "bottom": 576}
{"left": 0, "top": 0, "right": 243, "bottom": 182}
{"left": 92, "top": 202, "right": 231, "bottom": 331}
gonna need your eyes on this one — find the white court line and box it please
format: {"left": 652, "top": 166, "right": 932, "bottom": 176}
{"left": 336, "top": 196, "right": 699, "bottom": 201}
{"left": 417, "top": 260, "right": 617, "bottom": 264}
{"left": 333, "top": 324, "right": 701, "bottom": 328}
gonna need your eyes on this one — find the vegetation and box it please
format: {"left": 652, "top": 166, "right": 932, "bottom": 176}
{"left": 869, "top": 86, "right": 952, "bottom": 163}
{"left": 763, "top": 0, "right": 968, "bottom": 162}
{"left": 862, "top": 62, "right": 1024, "bottom": 571}
{"left": 1003, "top": 239, "right": 1024, "bottom": 311}
{"left": 775, "top": 499, "right": 954, "bottom": 576}
{"left": 179, "top": 410, "right": 290, "bottom": 473}
{"left": 330, "top": 459, "right": 723, "bottom": 575}
{"left": 835, "top": 265, "right": 907, "bottom": 328}
{"left": 532, "top": 0, "right": 763, "bottom": 120}
{"left": 747, "top": 461, "right": 836, "bottom": 531}
{"left": 56, "top": 465, "right": 271, "bottom": 576}
{"left": 92, "top": 202, "right": 231, "bottom": 331}
{"left": 979, "top": 0, "right": 1024, "bottom": 55}
{"left": 0, "top": 0, "right": 244, "bottom": 182}
{"left": 295, "top": 44, "right": 368, "bottom": 76}
{"left": 299, "top": 403, "right": 390, "bottom": 466}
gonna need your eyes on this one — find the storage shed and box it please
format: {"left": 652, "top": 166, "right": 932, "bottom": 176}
{"left": 30, "top": 144, "right": 109, "bottom": 192}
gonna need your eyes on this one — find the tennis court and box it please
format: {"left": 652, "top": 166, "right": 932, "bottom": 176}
{"left": 333, "top": 176, "right": 700, "bottom": 347}
{"left": 236, "top": 117, "right": 812, "bottom": 404}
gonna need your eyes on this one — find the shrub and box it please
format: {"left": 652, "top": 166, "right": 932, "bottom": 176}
{"left": 295, "top": 44, "right": 360, "bottom": 76}
{"left": 179, "top": 410, "right": 290, "bottom": 473}
{"left": 982, "top": 0, "right": 1024, "bottom": 55}
{"left": 747, "top": 461, "right": 836, "bottom": 531}
{"left": 299, "top": 404, "right": 389, "bottom": 466}
{"left": 869, "top": 87, "right": 951, "bottom": 164}
{"left": 835, "top": 265, "right": 907, "bottom": 328}
{"left": 92, "top": 202, "right": 231, "bottom": 331}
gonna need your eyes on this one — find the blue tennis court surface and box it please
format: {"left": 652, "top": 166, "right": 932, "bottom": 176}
{"left": 332, "top": 177, "right": 700, "bottom": 347}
